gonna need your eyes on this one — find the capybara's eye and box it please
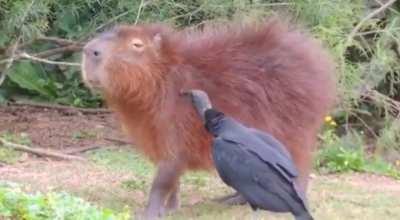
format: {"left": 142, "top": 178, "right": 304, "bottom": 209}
{"left": 133, "top": 43, "right": 143, "bottom": 48}
{"left": 130, "top": 38, "right": 145, "bottom": 51}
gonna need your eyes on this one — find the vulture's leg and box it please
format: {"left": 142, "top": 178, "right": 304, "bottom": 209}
{"left": 213, "top": 191, "right": 247, "bottom": 205}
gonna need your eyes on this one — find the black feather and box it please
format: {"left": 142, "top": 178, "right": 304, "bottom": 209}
{"left": 206, "top": 108, "right": 313, "bottom": 220}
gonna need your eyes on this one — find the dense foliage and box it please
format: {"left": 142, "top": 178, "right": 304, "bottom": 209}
{"left": 0, "top": 0, "right": 399, "bottom": 167}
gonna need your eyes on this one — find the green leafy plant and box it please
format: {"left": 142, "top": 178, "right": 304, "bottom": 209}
{"left": 316, "top": 128, "right": 400, "bottom": 179}
{"left": 376, "top": 118, "right": 400, "bottom": 151}
{"left": 316, "top": 129, "right": 366, "bottom": 173}
{"left": 0, "top": 182, "right": 131, "bottom": 220}
{"left": 7, "top": 61, "right": 57, "bottom": 100}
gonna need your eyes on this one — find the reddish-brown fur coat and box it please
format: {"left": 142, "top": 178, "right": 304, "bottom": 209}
{"left": 85, "top": 18, "right": 336, "bottom": 189}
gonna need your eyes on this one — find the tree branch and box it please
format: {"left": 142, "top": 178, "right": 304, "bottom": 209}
{"left": 0, "top": 44, "right": 82, "bottom": 67}
{"left": 33, "top": 45, "right": 82, "bottom": 58}
{"left": 36, "top": 36, "right": 84, "bottom": 46}
{"left": 95, "top": 10, "right": 132, "bottom": 32}
{"left": 345, "top": 0, "right": 397, "bottom": 48}
{"left": 360, "top": 87, "right": 400, "bottom": 117}
{"left": 0, "top": 138, "right": 86, "bottom": 161}
{"left": 18, "top": 52, "right": 81, "bottom": 66}
{"left": 340, "top": 0, "right": 397, "bottom": 79}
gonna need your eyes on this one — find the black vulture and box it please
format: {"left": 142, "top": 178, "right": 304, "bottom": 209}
{"left": 182, "top": 89, "right": 313, "bottom": 220}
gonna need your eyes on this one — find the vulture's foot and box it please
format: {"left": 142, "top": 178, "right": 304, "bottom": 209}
{"left": 213, "top": 192, "right": 247, "bottom": 206}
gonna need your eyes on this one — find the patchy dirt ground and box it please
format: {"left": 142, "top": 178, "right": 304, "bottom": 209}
{"left": 1, "top": 105, "right": 400, "bottom": 220}
{"left": 0, "top": 104, "right": 126, "bottom": 151}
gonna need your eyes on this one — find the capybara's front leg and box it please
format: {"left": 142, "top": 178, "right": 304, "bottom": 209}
{"left": 143, "top": 160, "right": 183, "bottom": 219}
{"left": 164, "top": 183, "right": 180, "bottom": 213}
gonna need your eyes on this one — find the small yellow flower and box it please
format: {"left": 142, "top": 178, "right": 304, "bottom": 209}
{"left": 324, "top": 116, "right": 333, "bottom": 123}
{"left": 330, "top": 121, "right": 337, "bottom": 126}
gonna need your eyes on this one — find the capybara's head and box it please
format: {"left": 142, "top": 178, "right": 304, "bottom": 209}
{"left": 81, "top": 24, "right": 173, "bottom": 99}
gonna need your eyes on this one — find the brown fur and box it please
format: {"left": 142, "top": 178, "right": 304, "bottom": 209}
{"left": 82, "top": 18, "right": 336, "bottom": 191}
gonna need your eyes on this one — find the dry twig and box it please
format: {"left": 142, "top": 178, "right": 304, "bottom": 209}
{"left": 18, "top": 52, "right": 81, "bottom": 66}
{"left": 63, "top": 145, "right": 102, "bottom": 155}
{"left": 33, "top": 45, "right": 82, "bottom": 58}
{"left": 0, "top": 50, "right": 82, "bottom": 66}
{"left": 0, "top": 138, "right": 86, "bottom": 161}
{"left": 393, "top": 41, "right": 400, "bottom": 59}
{"left": 10, "top": 100, "right": 110, "bottom": 114}
{"left": 0, "top": 38, "right": 20, "bottom": 86}
{"left": 345, "top": 0, "right": 397, "bottom": 48}
{"left": 340, "top": 0, "right": 397, "bottom": 75}
{"left": 37, "top": 36, "right": 84, "bottom": 46}
{"left": 104, "top": 137, "right": 133, "bottom": 145}
{"left": 361, "top": 87, "right": 400, "bottom": 117}
{"left": 0, "top": 35, "right": 82, "bottom": 70}
{"left": 135, "top": 0, "right": 145, "bottom": 25}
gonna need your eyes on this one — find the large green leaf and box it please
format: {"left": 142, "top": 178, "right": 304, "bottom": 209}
{"left": 0, "top": 91, "right": 6, "bottom": 105}
{"left": 7, "top": 61, "right": 57, "bottom": 99}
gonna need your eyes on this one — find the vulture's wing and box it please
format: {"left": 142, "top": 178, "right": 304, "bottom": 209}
{"left": 212, "top": 137, "right": 246, "bottom": 188}
{"left": 251, "top": 166, "right": 309, "bottom": 212}
{"left": 247, "top": 128, "right": 292, "bottom": 158}
{"left": 219, "top": 135, "right": 299, "bottom": 182}
{"left": 217, "top": 118, "right": 299, "bottom": 182}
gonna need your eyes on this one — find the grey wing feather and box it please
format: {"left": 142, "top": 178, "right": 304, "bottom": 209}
{"left": 212, "top": 137, "right": 238, "bottom": 187}
{"left": 217, "top": 117, "right": 298, "bottom": 181}
{"left": 246, "top": 128, "right": 299, "bottom": 179}
{"left": 252, "top": 168, "right": 309, "bottom": 213}
{"left": 248, "top": 128, "right": 292, "bottom": 157}
{"left": 220, "top": 134, "right": 298, "bottom": 182}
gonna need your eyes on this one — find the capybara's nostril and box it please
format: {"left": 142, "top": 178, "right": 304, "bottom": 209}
{"left": 83, "top": 44, "right": 101, "bottom": 58}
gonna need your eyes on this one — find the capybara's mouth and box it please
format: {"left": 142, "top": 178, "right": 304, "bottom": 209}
{"left": 81, "top": 59, "right": 103, "bottom": 91}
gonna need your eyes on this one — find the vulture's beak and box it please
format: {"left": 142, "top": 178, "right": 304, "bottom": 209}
{"left": 181, "top": 89, "right": 212, "bottom": 122}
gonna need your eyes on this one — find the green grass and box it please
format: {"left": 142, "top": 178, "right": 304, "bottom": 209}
{"left": 0, "top": 132, "right": 31, "bottom": 164}
{"left": 1, "top": 146, "right": 400, "bottom": 220}
{"left": 86, "top": 148, "right": 217, "bottom": 198}
{"left": 82, "top": 148, "right": 400, "bottom": 219}
{"left": 0, "top": 148, "right": 22, "bottom": 164}
{"left": 86, "top": 148, "right": 154, "bottom": 174}
{"left": 71, "top": 130, "right": 98, "bottom": 140}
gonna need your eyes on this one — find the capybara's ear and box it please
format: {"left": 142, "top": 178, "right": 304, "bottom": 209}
{"left": 153, "top": 33, "right": 162, "bottom": 49}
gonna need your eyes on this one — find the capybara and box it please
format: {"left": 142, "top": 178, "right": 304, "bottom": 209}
{"left": 81, "top": 17, "right": 336, "bottom": 218}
